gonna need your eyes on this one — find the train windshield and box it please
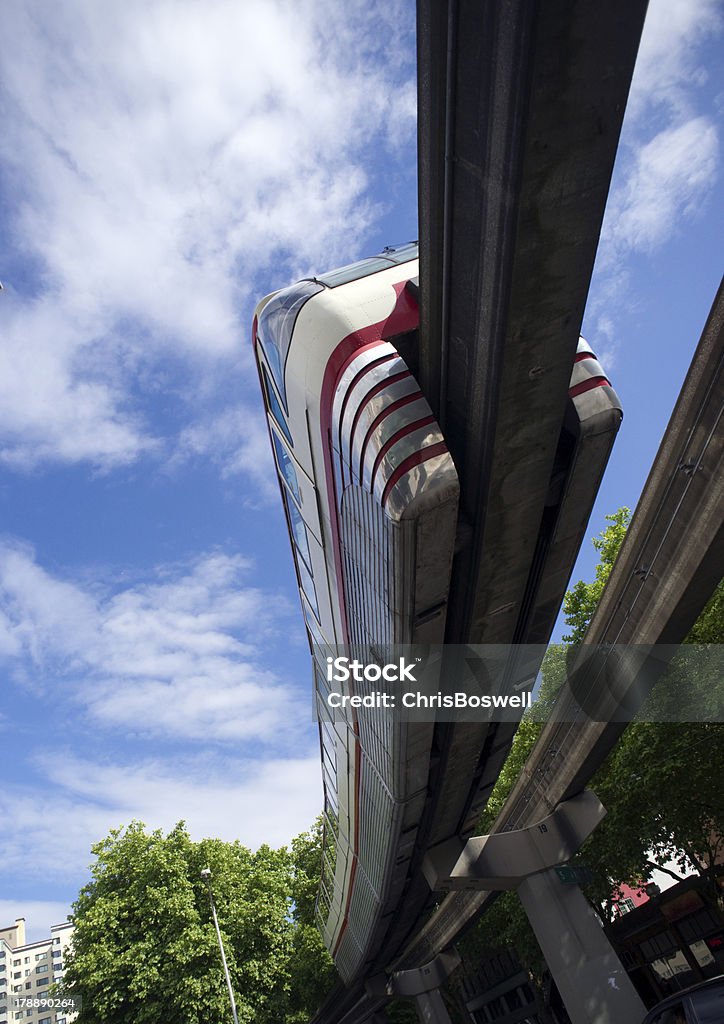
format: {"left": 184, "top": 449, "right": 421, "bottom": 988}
{"left": 257, "top": 280, "right": 323, "bottom": 408}
{"left": 315, "top": 242, "right": 418, "bottom": 289}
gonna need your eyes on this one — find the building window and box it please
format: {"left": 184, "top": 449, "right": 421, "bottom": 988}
{"left": 36, "top": 979, "right": 48, "bottom": 987}
{"left": 33, "top": 955, "right": 46, "bottom": 963}
{"left": 35, "top": 966, "right": 48, "bottom": 975}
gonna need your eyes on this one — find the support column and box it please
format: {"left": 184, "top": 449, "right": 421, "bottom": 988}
{"left": 412, "top": 989, "right": 453, "bottom": 1024}
{"left": 421, "top": 791, "right": 647, "bottom": 1024}
{"left": 387, "top": 951, "right": 460, "bottom": 1024}
{"left": 518, "top": 868, "right": 645, "bottom": 1024}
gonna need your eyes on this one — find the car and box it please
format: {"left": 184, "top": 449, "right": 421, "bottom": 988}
{"left": 642, "top": 975, "right": 724, "bottom": 1023}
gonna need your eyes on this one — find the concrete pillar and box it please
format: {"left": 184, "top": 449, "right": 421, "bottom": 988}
{"left": 413, "top": 988, "right": 454, "bottom": 1024}
{"left": 387, "top": 951, "right": 460, "bottom": 1024}
{"left": 518, "top": 868, "right": 646, "bottom": 1024}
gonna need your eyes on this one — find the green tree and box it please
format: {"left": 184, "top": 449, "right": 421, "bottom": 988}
{"left": 64, "top": 820, "right": 332, "bottom": 1024}
{"left": 287, "top": 817, "right": 337, "bottom": 1022}
{"left": 560, "top": 507, "right": 630, "bottom": 644}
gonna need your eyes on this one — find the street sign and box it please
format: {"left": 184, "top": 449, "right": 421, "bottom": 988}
{"left": 555, "top": 864, "right": 593, "bottom": 885}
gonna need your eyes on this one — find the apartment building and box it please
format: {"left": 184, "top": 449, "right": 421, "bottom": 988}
{"left": 0, "top": 919, "right": 76, "bottom": 1024}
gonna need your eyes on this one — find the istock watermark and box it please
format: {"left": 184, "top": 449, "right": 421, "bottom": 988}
{"left": 311, "top": 644, "right": 723, "bottom": 724}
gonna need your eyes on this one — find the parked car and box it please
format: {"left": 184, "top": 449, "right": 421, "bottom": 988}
{"left": 642, "top": 975, "right": 724, "bottom": 1023}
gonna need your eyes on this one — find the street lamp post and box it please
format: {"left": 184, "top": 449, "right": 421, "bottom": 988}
{"left": 200, "top": 867, "right": 239, "bottom": 1024}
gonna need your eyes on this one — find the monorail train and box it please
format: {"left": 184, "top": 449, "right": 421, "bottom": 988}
{"left": 252, "top": 242, "right": 621, "bottom": 983}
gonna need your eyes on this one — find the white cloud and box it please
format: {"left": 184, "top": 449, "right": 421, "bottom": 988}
{"left": 600, "top": 0, "right": 722, "bottom": 264}
{"left": 604, "top": 117, "right": 719, "bottom": 256}
{"left": 0, "top": 542, "right": 323, "bottom": 890}
{"left": 0, "top": 902, "right": 73, "bottom": 944}
{"left": 0, "top": 0, "right": 416, "bottom": 472}
{"left": 0, "top": 541, "right": 306, "bottom": 742}
{"left": 585, "top": 0, "right": 721, "bottom": 344}
{"left": 626, "top": 0, "right": 722, "bottom": 123}
{"left": 172, "top": 403, "right": 279, "bottom": 501}
{"left": 0, "top": 753, "right": 323, "bottom": 887}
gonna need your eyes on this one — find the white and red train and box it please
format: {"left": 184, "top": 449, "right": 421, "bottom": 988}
{"left": 252, "top": 242, "right": 620, "bottom": 981}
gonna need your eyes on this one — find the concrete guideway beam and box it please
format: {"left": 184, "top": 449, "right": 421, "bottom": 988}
{"left": 422, "top": 790, "right": 605, "bottom": 891}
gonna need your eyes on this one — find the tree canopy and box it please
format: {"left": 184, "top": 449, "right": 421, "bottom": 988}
{"left": 64, "top": 819, "right": 336, "bottom": 1024}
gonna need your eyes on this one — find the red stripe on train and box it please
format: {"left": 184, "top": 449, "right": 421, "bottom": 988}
{"left": 357, "top": 388, "right": 423, "bottom": 483}
{"left": 568, "top": 376, "right": 610, "bottom": 399}
{"left": 381, "top": 441, "right": 450, "bottom": 508}
{"left": 369, "top": 415, "right": 437, "bottom": 494}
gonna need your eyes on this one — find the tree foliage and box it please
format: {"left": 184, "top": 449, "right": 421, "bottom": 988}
{"left": 287, "top": 817, "right": 337, "bottom": 1023}
{"left": 560, "top": 507, "right": 630, "bottom": 644}
{"left": 64, "top": 819, "right": 336, "bottom": 1024}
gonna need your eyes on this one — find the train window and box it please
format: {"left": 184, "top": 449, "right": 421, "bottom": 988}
{"left": 257, "top": 280, "right": 322, "bottom": 405}
{"left": 261, "top": 364, "right": 294, "bottom": 448}
{"left": 317, "top": 877, "right": 332, "bottom": 918}
{"left": 278, "top": 482, "right": 320, "bottom": 619}
{"left": 271, "top": 429, "right": 301, "bottom": 503}
{"left": 283, "top": 487, "right": 311, "bottom": 567}
{"left": 381, "top": 241, "right": 419, "bottom": 264}
{"left": 321, "top": 719, "right": 337, "bottom": 764}
{"left": 314, "top": 660, "right": 332, "bottom": 699}
{"left": 315, "top": 255, "right": 397, "bottom": 288}
{"left": 296, "top": 550, "right": 319, "bottom": 621}
{"left": 307, "top": 606, "right": 334, "bottom": 669}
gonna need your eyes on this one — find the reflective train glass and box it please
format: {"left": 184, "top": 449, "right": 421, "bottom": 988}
{"left": 315, "top": 255, "right": 396, "bottom": 288}
{"left": 283, "top": 486, "right": 311, "bottom": 568}
{"left": 381, "top": 241, "right": 419, "bottom": 264}
{"left": 271, "top": 429, "right": 301, "bottom": 503}
{"left": 257, "top": 280, "right": 322, "bottom": 405}
{"left": 261, "top": 364, "right": 293, "bottom": 447}
{"left": 296, "top": 550, "right": 319, "bottom": 621}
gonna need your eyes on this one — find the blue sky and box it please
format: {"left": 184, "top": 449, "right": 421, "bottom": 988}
{"left": 0, "top": 0, "right": 721, "bottom": 942}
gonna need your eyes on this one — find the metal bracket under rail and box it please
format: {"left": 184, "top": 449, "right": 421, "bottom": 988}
{"left": 422, "top": 790, "right": 606, "bottom": 892}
